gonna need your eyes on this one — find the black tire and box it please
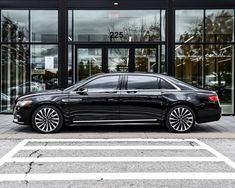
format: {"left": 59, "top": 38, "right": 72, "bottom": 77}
{"left": 31, "top": 105, "right": 63, "bottom": 133}
{"left": 165, "top": 105, "right": 195, "bottom": 133}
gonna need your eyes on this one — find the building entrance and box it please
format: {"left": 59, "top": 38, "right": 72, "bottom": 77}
{"left": 75, "top": 44, "right": 159, "bottom": 81}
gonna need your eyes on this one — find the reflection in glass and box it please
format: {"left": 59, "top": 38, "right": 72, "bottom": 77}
{"left": 135, "top": 48, "right": 156, "bottom": 72}
{"left": 205, "top": 10, "right": 234, "bottom": 43}
{"left": 108, "top": 48, "right": 129, "bottom": 72}
{"left": 205, "top": 45, "right": 233, "bottom": 110}
{"left": 31, "top": 45, "right": 58, "bottom": 90}
{"left": 161, "top": 45, "right": 166, "bottom": 73}
{"left": 175, "top": 10, "right": 203, "bottom": 43}
{"left": 175, "top": 44, "right": 234, "bottom": 114}
{"left": 77, "top": 48, "right": 102, "bottom": 81}
{"left": 175, "top": 45, "right": 203, "bottom": 88}
{"left": 68, "top": 45, "right": 73, "bottom": 86}
{"left": 161, "top": 10, "right": 166, "bottom": 41}
{"left": 128, "top": 76, "right": 159, "bottom": 90}
{"left": 1, "top": 10, "right": 29, "bottom": 42}
{"left": 68, "top": 10, "right": 73, "bottom": 41}
{"left": 73, "top": 10, "right": 162, "bottom": 42}
{"left": 175, "top": 9, "right": 234, "bottom": 114}
{"left": 84, "top": 76, "right": 119, "bottom": 92}
{"left": 0, "top": 44, "right": 29, "bottom": 112}
{"left": 31, "top": 10, "right": 58, "bottom": 42}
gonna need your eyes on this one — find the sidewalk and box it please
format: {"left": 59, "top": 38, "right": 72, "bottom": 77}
{"left": 0, "top": 114, "right": 235, "bottom": 139}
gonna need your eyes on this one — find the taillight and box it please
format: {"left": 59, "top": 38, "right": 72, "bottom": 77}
{"left": 208, "top": 95, "right": 219, "bottom": 102}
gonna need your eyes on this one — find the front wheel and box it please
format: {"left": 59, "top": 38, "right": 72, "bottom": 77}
{"left": 32, "top": 105, "right": 63, "bottom": 133}
{"left": 165, "top": 105, "right": 195, "bottom": 133}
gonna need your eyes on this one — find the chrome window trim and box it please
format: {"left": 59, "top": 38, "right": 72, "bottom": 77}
{"left": 120, "top": 89, "right": 162, "bottom": 92}
{"left": 69, "top": 73, "right": 203, "bottom": 93}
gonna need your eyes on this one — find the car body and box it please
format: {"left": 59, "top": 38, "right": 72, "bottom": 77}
{"left": 13, "top": 73, "right": 221, "bottom": 133}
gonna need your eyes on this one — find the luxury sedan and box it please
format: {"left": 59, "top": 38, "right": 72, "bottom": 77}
{"left": 13, "top": 73, "right": 221, "bottom": 133}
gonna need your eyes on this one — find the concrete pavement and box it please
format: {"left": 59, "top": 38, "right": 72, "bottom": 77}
{"left": 0, "top": 115, "right": 235, "bottom": 139}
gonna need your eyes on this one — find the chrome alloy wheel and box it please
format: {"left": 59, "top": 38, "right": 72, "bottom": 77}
{"left": 34, "top": 107, "right": 60, "bottom": 132}
{"left": 169, "top": 107, "right": 194, "bottom": 132}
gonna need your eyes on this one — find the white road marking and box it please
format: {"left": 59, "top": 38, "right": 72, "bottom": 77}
{"left": 194, "top": 139, "right": 235, "bottom": 170}
{"left": 0, "top": 139, "right": 28, "bottom": 168}
{"left": 6, "top": 157, "right": 222, "bottom": 163}
{"left": 21, "top": 145, "right": 204, "bottom": 150}
{"left": 1, "top": 173, "right": 235, "bottom": 181}
{"left": 0, "top": 139, "right": 235, "bottom": 181}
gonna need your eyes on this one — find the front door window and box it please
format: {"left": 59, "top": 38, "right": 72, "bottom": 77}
{"left": 83, "top": 75, "right": 119, "bottom": 92}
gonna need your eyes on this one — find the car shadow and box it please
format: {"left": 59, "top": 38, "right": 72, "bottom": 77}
{"left": 64, "top": 124, "right": 166, "bottom": 133}
{"left": 11, "top": 122, "right": 220, "bottom": 134}
{"left": 62, "top": 123, "right": 217, "bottom": 133}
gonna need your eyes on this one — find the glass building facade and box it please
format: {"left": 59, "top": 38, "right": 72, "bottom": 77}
{"left": 0, "top": 0, "right": 234, "bottom": 114}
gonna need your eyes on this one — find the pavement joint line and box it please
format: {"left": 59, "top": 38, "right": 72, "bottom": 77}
{"left": 1, "top": 173, "right": 235, "bottom": 181}
{"left": 20, "top": 145, "right": 205, "bottom": 150}
{"left": 5, "top": 157, "right": 223, "bottom": 163}
{"left": 194, "top": 139, "right": 235, "bottom": 170}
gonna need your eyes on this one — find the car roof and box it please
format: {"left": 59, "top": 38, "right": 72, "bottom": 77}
{"left": 95, "top": 72, "right": 169, "bottom": 79}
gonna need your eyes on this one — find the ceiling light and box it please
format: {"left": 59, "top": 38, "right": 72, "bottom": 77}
{"left": 114, "top": 2, "right": 119, "bottom": 6}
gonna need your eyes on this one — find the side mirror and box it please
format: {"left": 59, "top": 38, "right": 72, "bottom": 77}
{"left": 76, "top": 87, "right": 88, "bottom": 95}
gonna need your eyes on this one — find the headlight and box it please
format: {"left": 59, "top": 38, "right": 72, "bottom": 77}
{"left": 16, "top": 100, "right": 33, "bottom": 108}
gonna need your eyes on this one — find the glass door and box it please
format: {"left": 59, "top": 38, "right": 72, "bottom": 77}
{"left": 74, "top": 45, "right": 159, "bottom": 82}
{"left": 75, "top": 48, "right": 102, "bottom": 81}
{"left": 108, "top": 48, "right": 129, "bottom": 72}
{"left": 135, "top": 48, "right": 158, "bottom": 72}
{"left": 107, "top": 46, "right": 158, "bottom": 73}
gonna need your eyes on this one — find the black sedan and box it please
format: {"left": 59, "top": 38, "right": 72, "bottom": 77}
{"left": 13, "top": 73, "right": 221, "bottom": 133}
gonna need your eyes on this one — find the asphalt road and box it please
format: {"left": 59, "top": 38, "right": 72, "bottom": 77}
{"left": 0, "top": 115, "right": 235, "bottom": 187}
{"left": 0, "top": 138, "right": 235, "bottom": 187}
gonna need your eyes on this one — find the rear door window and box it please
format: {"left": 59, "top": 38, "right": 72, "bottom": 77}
{"left": 159, "top": 79, "right": 176, "bottom": 89}
{"left": 127, "top": 76, "right": 160, "bottom": 90}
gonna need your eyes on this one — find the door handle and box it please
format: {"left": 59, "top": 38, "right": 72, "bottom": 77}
{"left": 69, "top": 99, "right": 83, "bottom": 102}
{"left": 105, "top": 91, "right": 117, "bottom": 93}
{"left": 61, "top": 99, "right": 69, "bottom": 103}
{"left": 126, "top": 90, "right": 137, "bottom": 93}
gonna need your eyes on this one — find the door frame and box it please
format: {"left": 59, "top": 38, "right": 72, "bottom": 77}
{"left": 74, "top": 43, "right": 159, "bottom": 82}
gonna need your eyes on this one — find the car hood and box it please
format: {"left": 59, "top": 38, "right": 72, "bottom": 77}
{"left": 15, "top": 90, "right": 65, "bottom": 102}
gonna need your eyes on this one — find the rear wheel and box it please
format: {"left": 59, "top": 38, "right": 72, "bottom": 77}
{"left": 32, "top": 105, "right": 63, "bottom": 133}
{"left": 165, "top": 105, "right": 195, "bottom": 133}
